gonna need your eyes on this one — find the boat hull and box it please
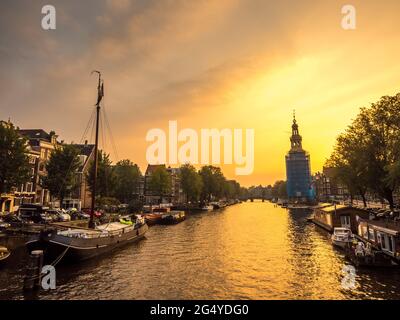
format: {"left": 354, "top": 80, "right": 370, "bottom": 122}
{"left": 332, "top": 239, "right": 351, "bottom": 249}
{"left": 25, "top": 223, "right": 148, "bottom": 264}
{"left": 145, "top": 214, "right": 163, "bottom": 226}
{"left": 158, "top": 216, "right": 186, "bottom": 225}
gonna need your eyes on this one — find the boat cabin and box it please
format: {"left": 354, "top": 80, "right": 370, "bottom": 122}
{"left": 357, "top": 219, "right": 400, "bottom": 259}
{"left": 313, "top": 204, "right": 369, "bottom": 233}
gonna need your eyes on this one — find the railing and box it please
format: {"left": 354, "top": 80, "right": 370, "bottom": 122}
{"left": 57, "top": 224, "right": 138, "bottom": 239}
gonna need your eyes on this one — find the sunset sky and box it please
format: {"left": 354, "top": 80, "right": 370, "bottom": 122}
{"left": 1, "top": 0, "right": 400, "bottom": 186}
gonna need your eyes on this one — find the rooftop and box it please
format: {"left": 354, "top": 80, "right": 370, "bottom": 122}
{"left": 145, "top": 164, "right": 166, "bottom": 175}
{"left": 18, "top": 129, "right": 57, "bottom": 142}
{"left": 317, "top": 204, "right": 367, "bottom": 213}
{"left": 363, "top": 219, "right": 400, "bottom": 234}
{"left": 72, "top": 143, "right": 95, "bottom": 158}
{"left": 71, "top": 143, "right": 95, "bottom": 171}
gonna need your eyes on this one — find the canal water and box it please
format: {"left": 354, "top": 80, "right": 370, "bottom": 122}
{"left": 1, "top": 201, "right": 400, "bottom": 300}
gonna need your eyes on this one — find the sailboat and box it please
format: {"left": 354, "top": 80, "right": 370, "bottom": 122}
{"left": 26, "top": 71, "right": 148, "bottom": 263}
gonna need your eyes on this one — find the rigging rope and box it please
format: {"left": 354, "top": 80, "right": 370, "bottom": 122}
{"left": 26, "top": 246, "right": 70, "bottom": 281}
{"left": 56, "top": 107, "right": 97, "bottom": 202}
{"left": 102, "top": 98, "right": 119, "bottom": 161}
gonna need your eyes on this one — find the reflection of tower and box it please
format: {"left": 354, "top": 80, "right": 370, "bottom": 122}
{"left": 285, "top": 111, "right": 314, "bottom": 202}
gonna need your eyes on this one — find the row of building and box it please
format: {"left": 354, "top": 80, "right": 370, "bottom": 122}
{"left": 1, "top": 127, "right": 96, "bottom": 212}
{"left": 1, "top": 124, "right": 185, "bottom": 213}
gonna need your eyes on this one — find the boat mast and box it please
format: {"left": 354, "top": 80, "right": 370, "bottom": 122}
{"left": 89, "top": 70, "right": 104, "bottom": 229}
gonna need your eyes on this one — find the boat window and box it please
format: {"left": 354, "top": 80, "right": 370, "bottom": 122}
{"left": 380, "top": 233, "right": 394, "bottom": 254}
{"left": 340, "top": 216, "right": 351, "bottom": 228}
{"left": 388, "top": 235, "right": 394, "bottom": 253}
{"left": 368, "top": 228, "right": 375, "bottom": 242}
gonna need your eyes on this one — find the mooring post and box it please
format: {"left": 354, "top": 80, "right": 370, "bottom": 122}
{"left": 23, "top": 250, "right": 44, "bottom": 291}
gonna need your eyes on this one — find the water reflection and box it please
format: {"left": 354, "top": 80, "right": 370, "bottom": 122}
{"left": 1, "top": 201, "right": 400, "bottom": 300}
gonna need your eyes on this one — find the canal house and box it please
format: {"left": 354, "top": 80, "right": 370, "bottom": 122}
{"left": 313, "top": 204, "right": 369, "bottom": 233}
{"left": 357, "top": 219, "right": 400, "bottom": 259}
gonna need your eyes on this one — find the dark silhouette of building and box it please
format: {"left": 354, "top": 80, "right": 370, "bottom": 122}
{"left": 285, "top": 112, "right": 314, "bottom": 202}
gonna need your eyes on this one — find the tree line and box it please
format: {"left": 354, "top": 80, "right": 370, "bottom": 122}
{"left": 326, "top": 93, "right": 400, "bottom": 210}
{"left": 246, "top": 181, "right": 287, "bottom": 199}
{"left": 46, "top": 151, "right": 247, "bottom": 207}
{"left": 0, "top": 121, "right": 247, "bottom": 210}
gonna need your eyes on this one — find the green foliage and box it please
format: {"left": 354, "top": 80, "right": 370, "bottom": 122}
{"left": 113, "top": 159, "right": 142, "bottom": 203}
{"left": 96, "top": 196, "right": 120, "bottom": 207}
{"left": 326, "top": 93, "right": 400, "bottom": 209}
{"left": 128, "top": 199, "right": 143, "bottom": 213}
{"left": 199, "top": 166, "right": 225, "bottom": 201}
{"left": 148, "top": 166, "right": 172, "bottom": 203}
{"left": 223, "top": 180, "right": 241, "bottom": 199}
{"left": 43, "top": 144, "right": 80, "bottom": 205}
{"left": 325, "top": 125, "right": 369, "bottom": 205}
{"left": 271, "top": 180, "right": 287, "bottom": 198}
{"left": 86, "top": 150, "right": 115, "bottom": 198}
{"left": 179, "top": 164, "right": 203, "bottom": 203}
{"left": 0, "top": 121, "right": 31, "bottom": 193}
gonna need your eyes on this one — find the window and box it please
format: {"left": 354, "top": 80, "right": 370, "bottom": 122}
{"left": 368, "top": 228, "right": 375, "bottom": 242}
{"left": 380, "top": 233, "right": 395, "bottom": 254}
{"left": 340, "top": 215, "right": 351, "bottom": 228}
{"left": 26, "top": 183, "right": 33, "bottom": 193}
{"left": 359, "top": 225, "right": 368, "bottom": 239}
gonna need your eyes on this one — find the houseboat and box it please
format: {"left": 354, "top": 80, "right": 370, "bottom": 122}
{"left": 357, "top": 218, "right": 400, "bottom": 261}
{"left": 312, "top": 204, "right": 369, "bottom": 233}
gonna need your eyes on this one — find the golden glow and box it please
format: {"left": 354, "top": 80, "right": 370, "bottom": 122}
{"left": 3, "top": 0, "right": 400, "bottom": 186}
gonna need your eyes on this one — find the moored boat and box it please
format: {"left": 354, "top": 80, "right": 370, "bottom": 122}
{"left": 201, "top": 205, "right": 213, "bottom": 211}
{"left": 25, "top": 72, "right": 148, "bottom": 264}
{"left": 211, "top": 201, "right": 227, "bottom": 210}
{"left": 26, "top": 218, "right": 148, "bottom": 263}
{"left": 159, "top": 211, "right": 186, "bottom": 225}
{"left": 145, "top": 213, "right": 163, "bottom": 226}
{"left": 331, "top": 227, "right": 353, "bottom": 248}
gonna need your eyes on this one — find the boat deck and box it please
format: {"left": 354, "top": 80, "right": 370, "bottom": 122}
{"left": 96, "top": 222, "right": 129, "bottom": 232}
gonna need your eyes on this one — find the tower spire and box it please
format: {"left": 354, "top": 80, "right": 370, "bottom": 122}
{"left": 290, "top": 110, "right": 302, "bottom": 151}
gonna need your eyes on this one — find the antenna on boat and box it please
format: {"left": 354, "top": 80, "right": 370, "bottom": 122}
{"left": 89, "top": 70, "right": 104, "bottom": 229}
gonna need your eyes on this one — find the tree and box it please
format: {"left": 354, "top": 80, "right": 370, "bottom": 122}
{"left": 199, "top": 166, "right": 225, "bottom": 202}
{"left": 223, "top": 180, "right": 241, "bottom": 200}
{"left": 327, "top": 93, "right": 400, "bottom": 209}
{"left": 271, "top": 180, "right": 287, "bottom": 199}
{"left": 239, "top": 187, "right": 249, "bottom": 199}
{"left": 43, "top": 144, "right": 80, "bottom": 207}
{"left": 0, "top": 121, "right": 31, "bottom": 193}
{"left": 362, "top": 94, "right": 400, "bottom": 210}
{"left": 179, "top": 164, "right": 203, "bottom": 203}
{"left": 326, "top": 128, "right": 369, "bottom": 207}
{"left": 86, "top": 150, "right": 115, "bottom": 198}
{"left": 148, "top": 166, "right": 171, "bottom": 204}
{"left": 113, "top": 159, "right": 142, "bottom": 203}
